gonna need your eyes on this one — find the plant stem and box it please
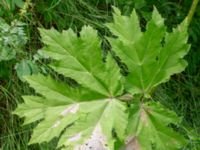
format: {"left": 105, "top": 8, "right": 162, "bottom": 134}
{"left": 187, "top": 0, "right": 199, "bottom": 25}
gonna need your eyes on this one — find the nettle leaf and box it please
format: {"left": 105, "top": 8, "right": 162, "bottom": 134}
{"left": 125, "top": 102, "right": 186, "bottom": 150}
{"left": 14, "top": 26, "right": 128, "bottom": 149}
{"left": 106, "top": 7, "right": 190, "bottom": 97}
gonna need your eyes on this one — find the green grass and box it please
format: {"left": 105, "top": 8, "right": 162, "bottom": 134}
{"left": 0, "top": 0, "right": 200, "bottom": 149}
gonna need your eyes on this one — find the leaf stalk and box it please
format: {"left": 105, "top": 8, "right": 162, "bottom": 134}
{"left": 187, "top": 0, "right": 199, "bottom": 25}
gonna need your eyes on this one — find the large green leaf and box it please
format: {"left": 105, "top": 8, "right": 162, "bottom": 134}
{"left": 57, "top": 98, "right": 127, "bottom": 150}
{"left": 14, "top": 26, "right": 128, "bottom": 149}
{"left": 105, "top": 7, "right": 188, "bottom": 150}
{"left": 39, "top": 26, "right": 123, "bottom": 97}
{"left": 106, "top": 7, "right": 190, "bottom": 97}
{"left": 125, "top": 102, "right": 186, "bottom": 150}
{"left": 14, "top": 6, "right": 190, "bottom": 150}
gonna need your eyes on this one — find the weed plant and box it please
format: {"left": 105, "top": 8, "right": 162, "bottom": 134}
{"left": 0, "top": 0, "right": 199, "bottom": 149}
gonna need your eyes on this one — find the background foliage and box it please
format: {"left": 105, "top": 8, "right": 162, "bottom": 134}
{"left": 0, "top": 0, "right": 199, "bottom": 149}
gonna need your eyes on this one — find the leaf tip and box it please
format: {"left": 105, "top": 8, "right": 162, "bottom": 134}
{"left": 152, "top": 6, "right": 164, "bottom": 26}
{"left": 112, "top": 6, "right": 121, "bottom": 16}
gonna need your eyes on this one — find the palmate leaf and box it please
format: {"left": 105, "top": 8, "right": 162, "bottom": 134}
{"left": 106, "top": 7, "right": 190, "bottom": 97}
{"left": 105, "top": 7, "right": 189, "bottom": 150}
{"left": 14, "top": 26, "right": 128, "bottom": 149}
{"left": 14, "top": 6, "right": 190, "bottom": 150}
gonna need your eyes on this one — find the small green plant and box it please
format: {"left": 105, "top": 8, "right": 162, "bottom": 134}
{"left": 0, "top": 18, "right": 27, "bottom": 61}
{"left": 14, "top": 7, "right": 190, "bottom": 149}
{"left": 0, "top": 18, "right": 39, "bottom": 81}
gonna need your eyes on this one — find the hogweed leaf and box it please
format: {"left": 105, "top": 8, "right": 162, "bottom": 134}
{"left": 14, "top": 96, "right": 47, "bottom": 125}
{"left": 14, "top": 74, "right": 127, "bottom": 147}
{"left": 107, "top": 7, "right": 190, "bottom": 97}
{"left": 106, "top": 6, "right": 142, "bottom": 44}
{"left": 14, "top": 6, "right": 190, "bottom": 150}
{"left": 57, "top": 98, "right": 127, "bottom": 149}
{"left": 14, "top": 25, "right": 128, "bottom": 149}
{"left": 106, "top": 7, "right": 188, "bottom": 149}
{"left": 126, "top": 102, "right": 186, "bottom": 150}
{"left": 39, "top": 26, "right": 123, "bottom": 97}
